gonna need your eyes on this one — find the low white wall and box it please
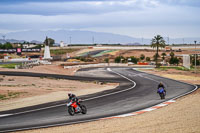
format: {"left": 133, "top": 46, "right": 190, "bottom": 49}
{"left": 64, "top": 63, "right": 128, "bottom": 69}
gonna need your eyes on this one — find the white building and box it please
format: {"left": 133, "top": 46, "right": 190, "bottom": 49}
{"left": 60, "top": 41, "right": 68, "bottom": 47}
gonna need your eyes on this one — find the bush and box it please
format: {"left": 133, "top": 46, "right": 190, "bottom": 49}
{"left": 169, "top": 57, "right": 180, "bottom": 65}
{"left": 140, "top": 54, "right": 145, "bottom": 61}
{"left": 104, "top": 58, "right": 109, "bottom": 63}
{"left": 0, "top": 94, "right": 6, "bottom": 100}
{"left": 146, "top": 57, "right": 151, "bottom": 62}
{"left": 115, "top": 56, "right": 125, "bottom": 63}
{"left": 130, "top": 56, "right": 139, "bottom": 64}
{"left": 0, "top": 42, "right": 13, "bottom": 49}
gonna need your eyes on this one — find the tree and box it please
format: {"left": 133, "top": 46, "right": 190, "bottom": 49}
{"left": 169, "top": 52, "right": 180, "bottom": 65}
{"left": 153, "top": 53, "right": 160, "bottom": 61}
{"left": 104, "top": 58, "right": 109, "bottom": 63}
{"left": 140, "top": 54, "right": 145, "bottom": 61}
{"left": 191, "top": 55, "right": 200, "bottom": 66}
{"left": 161, "top": 52, "right": 166, "bottom": 60}
{"left": 151, "top": 35, "right": 166, "bottom": 67}
{"left": 170, "top": 57, "right": 180, "bottom": 66}
{"left": 174, "top": 57, "right": 180, "bottom": 66}
{"left": 170, "top": 51, "right": 174, "bottom": 58}
{"left": 115, "top": 56, "right": 123, "bottom": 63}
{"left": 3, "top": 42, "right": 13, "bottom": 49}
{"left": 44, "top": 37, "right": 55, "bottom": 47}
{"left": 130, "top": 56, "right": 139, "bottom": 64}
{"left": 146, "top": 57, "right": 151, "bottom": 62}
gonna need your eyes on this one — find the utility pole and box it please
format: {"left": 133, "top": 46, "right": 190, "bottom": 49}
{"left": 92, "top": 36, "right": 94, "bottom": 44}
{"left": 167, "top": 36, "right": 169, "bottom": 45}
{"left": 69, "top": 36, "right": 71, "bottom": 44}
{"left": 2, "top": 35, "right": 6, "bottom": 44}
{"left": 194, "top": 40, "right": 197, "bottom": 74}
{"left": 2, "top": 35, "right": 5, "bottom": 40}
{"left": 142, "top": 37, "right": 143, "bottom": 45}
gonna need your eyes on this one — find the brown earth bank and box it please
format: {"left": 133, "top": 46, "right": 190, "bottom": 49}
{"left": 0, "top": 61, "right": 78, "bottom": 75}
{"left": 15, "top": 68, "right": 200, "bottom": 133}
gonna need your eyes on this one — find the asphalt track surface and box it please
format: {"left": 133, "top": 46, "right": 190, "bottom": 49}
{"left": 0, "top": 67, "right": 197, "bottom": 132}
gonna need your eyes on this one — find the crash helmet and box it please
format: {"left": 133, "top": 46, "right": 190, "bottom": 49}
{"left": 68, "top": 93, "right": 72, "bottom": 97}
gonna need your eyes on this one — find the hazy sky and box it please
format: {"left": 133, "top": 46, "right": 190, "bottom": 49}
{"left": 0, "top": 0, "right": 199, "bottom": 38}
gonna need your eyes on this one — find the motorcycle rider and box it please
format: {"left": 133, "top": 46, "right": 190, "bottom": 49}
{"left": 68, "top": 93, "right": 80, "bottom": 112}
{"left": 157, "top": 82, "right": 166, "bottom": 94}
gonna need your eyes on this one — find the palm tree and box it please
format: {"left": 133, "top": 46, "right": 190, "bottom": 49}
{"left": 151, "top": 35, "right": 166, "bottom": 67}
{"left": 161, "top": 52, "right": 167, "bottom": 60}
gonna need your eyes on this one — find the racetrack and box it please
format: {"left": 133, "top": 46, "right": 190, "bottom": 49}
{"left": 0, "top": 67, "right": 196, "bottom": 132}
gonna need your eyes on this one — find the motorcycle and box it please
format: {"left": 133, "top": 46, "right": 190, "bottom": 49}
{"left": 157, "top": 87, "right": 166, "bottom": 99}
{"left": 67, "top": 99, "right": 87, "bottom": 116}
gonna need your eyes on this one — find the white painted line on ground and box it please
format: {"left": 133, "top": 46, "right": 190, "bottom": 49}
{"left": 1, "top": 68, "right": 136, "bottom": 117}
{"left": 143, "top": 76, "right": 160, "bottom": 83}
{"left": 0, "top": 114, "right": 12, "bottom": 117}
{"left": 142, "top": 108, "right": 157, "bottom": 112}
{"left": 84, "top": 68, "right": 136, "bottom": 101}
{"left": 155, "top": 103, "right": 168, "bottom": 107}
{"left": 101, "top": 99, "right": 177, "bottom": 120}
{"left": 135, "top": 68, "right": 198, "bottom": 101}
{"left": 0, "top": 68, "right": 198, "bottom": 133}
{"left": 116, "top": 113, "right": 135, "bottom": 117}
{"left": 167, "top": 99, "right": 176, "bottom": 103}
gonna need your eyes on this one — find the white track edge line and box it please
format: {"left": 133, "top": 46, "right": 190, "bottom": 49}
{"left": 0, "top": 68, "right": 198, "bottom": 132}
{"left": 134, "top": 68, "right": 198, "bottom": 100}
{"left": 1, "top": 67, "right": 198, "bottom": 132}
{"left": 93, "top": 68, "right": 198, "bottom": 119}
{"left": 0, "top": 68, "right": 136, "bottom": 117}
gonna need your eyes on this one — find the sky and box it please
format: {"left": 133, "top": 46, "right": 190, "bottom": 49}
{"left": 0, "top": 0, "right": 200, "bottom": 38}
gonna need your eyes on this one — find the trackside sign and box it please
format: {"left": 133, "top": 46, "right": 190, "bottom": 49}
{"left": 0, "top": 48, "right": 41, "bottom": 53}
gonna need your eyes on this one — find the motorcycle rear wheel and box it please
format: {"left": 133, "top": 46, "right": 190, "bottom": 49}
{"left": 80, "top": 105, "right": 87, "bottom": 114}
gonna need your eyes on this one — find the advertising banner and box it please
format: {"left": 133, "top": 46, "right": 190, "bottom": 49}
{"left": 0, "top": 48, "right": 41, "bottom": 53}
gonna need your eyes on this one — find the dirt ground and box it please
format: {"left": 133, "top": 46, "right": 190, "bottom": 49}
{"left": 120, "top": 49, "right": 200, "bottom": 59}
{"left": 0, "top": 63, "right": 118, "bottom": 111}
{"left": 0, "top": 62, "right": 78, "bottom": 75}
{"left": 75, "top": 47, "right": 200, "bottom": 60}
{"left": 15, "top": 68, "right": 200, "bottom": 133}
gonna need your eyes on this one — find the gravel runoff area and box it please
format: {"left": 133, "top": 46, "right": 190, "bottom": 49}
{"left": 14, "top": 68, "right": 200, "bottom": 133}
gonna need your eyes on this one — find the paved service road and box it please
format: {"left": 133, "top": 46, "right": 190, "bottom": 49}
{"left": 0, "top": 67, "right": 196, "bottom": 132}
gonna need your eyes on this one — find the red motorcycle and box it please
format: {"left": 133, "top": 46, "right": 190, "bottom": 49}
{"left": 67, "top": 99, "right": 87, "bottom": 116}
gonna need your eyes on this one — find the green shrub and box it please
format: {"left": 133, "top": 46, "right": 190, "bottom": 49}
{"left": 0, "top": 94, "right": 6, "bottom": 100}
{"left": 130, "top": 56, "right": 139, "bottom": 64}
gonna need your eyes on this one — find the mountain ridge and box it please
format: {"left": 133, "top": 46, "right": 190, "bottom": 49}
{"left": 0, "top": 30, "right": 199, "bottom": 44}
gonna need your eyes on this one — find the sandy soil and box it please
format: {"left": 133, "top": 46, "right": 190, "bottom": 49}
{"left": 142, "top": 69, "right": 200, "bottom": 85}
{"left": 121, "top": 49, "right": 200, "bottom": 59}
{"left": 0, "top": 62, "right": 78, "bottom": 75}
{"left": 15, "top": 68, "right": 200, "bottom": 133}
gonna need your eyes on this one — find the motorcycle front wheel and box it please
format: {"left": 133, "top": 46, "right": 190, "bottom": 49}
{"left": 68, "top": 106, "right": 75, "bottom": 116}
{"left": 160, "top": 93, "right": 165, "bottom": 99}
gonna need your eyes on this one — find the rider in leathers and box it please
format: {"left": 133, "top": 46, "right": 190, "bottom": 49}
{"left": 68, "top": 93, "right": 80, "bottom": 112}
{"left": 157, "top": 82, "right": 166, "bottom": 94}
